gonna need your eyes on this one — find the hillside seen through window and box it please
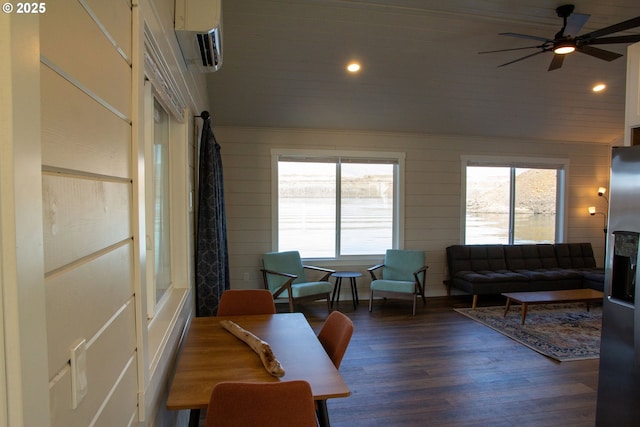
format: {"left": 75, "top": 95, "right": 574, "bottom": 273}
{"left": 465, "top": 166, "right": 557, "bottom": 244}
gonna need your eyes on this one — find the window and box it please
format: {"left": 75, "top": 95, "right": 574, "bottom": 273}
{"left": 152, "top": 99, "right": 171, "bottom": 303}
{"left": 144, "top": 78, "right": 183, "bottom": 319}
{"left": 463, "top": 157, "right": 567, "bottom": 244}
{"left": 140, "top": 25, "right": 192, "bottom": 392}
{"left": 273, "top": 150, "right": 404, "bottom": 259}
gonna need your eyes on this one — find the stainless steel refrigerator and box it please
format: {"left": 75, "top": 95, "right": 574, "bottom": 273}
{"left": 596, "top": 145, "right": 640, "bottom": 426}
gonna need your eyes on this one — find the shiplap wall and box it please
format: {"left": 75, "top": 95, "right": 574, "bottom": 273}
{"left": 39, "top": 0, "right": 205, "bottom": 425}
{"left": 40, "top": 0, "right": 137, "bottom": 425}
{"left": 217, "top": 126, "right": 611, "bottom": 299}
{"left": 626, "top": 42, "right": 640, "bottom": 144}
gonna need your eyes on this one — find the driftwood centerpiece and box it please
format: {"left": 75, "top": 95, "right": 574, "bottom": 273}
{"left": 220, "top": 319, "right": 286, "bottom": 377}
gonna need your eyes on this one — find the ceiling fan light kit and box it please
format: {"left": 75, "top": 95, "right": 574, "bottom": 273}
{"left": 553, "top": 43, "right": 575, "bottom": 55}
{"left": 479, "top": 4, "right": 640, "bottom": 71}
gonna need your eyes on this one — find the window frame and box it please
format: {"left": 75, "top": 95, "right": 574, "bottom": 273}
{"left": 148, "top": 96, "right": 172, "bottom": 308}
{"left": 142, "top": 78, "right": 192, "bottom": 373}
{"left": 144, "top": 81, "right": 180, "bottom": 319}
{"left": 271, "top": 149, "right": 405, "bottom": 263}
{"left": 135, "top": 13, "right": 193, "bottom": 424}
{"left": 461, "top": 155, "right": 569, "bottom": 244}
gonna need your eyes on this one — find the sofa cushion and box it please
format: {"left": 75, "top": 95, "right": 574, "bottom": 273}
{"left": 455, "top": 270, "right": 529, "bottom": 283}
{"left": 555, "top": 243, "right": 597, "bottom": 269}
{"left": 504, "top": 244, "right": 559, "bottom": 270}
{"left": 446, "top": 245, "right": 507, "bottom": 276}
{"left": 512, "top": 268, "right": 582, "bottom": 281}
{"left": 580, "top": 268, "right": 605, "bottom": 291}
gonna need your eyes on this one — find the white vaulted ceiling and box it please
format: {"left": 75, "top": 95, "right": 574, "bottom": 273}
{"left": 205, "top": 0, "right": 640, "bottom": 144}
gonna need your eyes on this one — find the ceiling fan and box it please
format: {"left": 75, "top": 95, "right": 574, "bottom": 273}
{"left": 480, "top": 4, "right": 640, "bottom": 71}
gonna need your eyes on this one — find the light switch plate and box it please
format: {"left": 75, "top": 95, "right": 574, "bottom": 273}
{"left": 70, "top": 338, "right": 88, "bottom": 409}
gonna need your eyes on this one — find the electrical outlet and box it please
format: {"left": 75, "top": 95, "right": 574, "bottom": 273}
{"left": 70, "top": 339, "right": 88, "bottom": 409}
{"left": 243, "top": 272, "right": 250, "bottom": 281}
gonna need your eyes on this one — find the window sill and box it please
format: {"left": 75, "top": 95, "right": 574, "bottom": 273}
{"left": 139, "top": 286, "right": 192, "bottom": 423}
{"left": 305, "top": 255, "right": 385, "bottom": 269}
{"left": 147, "top": 286, "right": 191, "bottom": 376}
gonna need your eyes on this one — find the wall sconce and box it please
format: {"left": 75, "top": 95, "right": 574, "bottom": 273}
{"left": 591, "top": 187, "right": 609, "bottom": 265}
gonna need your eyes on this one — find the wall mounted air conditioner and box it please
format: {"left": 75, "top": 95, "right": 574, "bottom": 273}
{"left": 175, "top": 0, "right": 223, "bottom": 72}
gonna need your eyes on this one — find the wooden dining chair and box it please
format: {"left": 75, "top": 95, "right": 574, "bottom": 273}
{"left": 204, "top": 380, "right": 318, "bottom": 427}
{"left": 317, "top": 311, "right": 354, "bottom": 369}
{"left": 216, "top": 289, "right": 276, "bottom": 316}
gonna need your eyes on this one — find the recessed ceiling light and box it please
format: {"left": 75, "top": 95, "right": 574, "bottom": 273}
{"left": 346, "top": 62, "right": 361, "bottom": 73}
{"left": 592, "top": 83, "right": 606, "bottom": 92}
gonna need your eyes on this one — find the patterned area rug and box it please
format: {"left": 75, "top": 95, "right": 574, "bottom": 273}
{"left": 455, "top": 303, "right": 602, "bottom": 362}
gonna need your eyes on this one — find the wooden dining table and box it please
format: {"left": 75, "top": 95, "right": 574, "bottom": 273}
{"left": 166, "top": 312, "right": 350, "bottom": 427}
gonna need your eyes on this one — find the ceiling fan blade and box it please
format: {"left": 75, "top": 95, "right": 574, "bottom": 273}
{"left": 577, "top": 45, "right": 623, "bottom": 62}
{"left": 497, "top": 50, "right": 546, "bottom": 68}
{"left": 586, "top": 34, "right": 640, "bottom": 45}
{"left": 548, "top": 54, "right": 565, "bottom": 71}
{"left": 479, "top": 45, "right": 542, "bottom": 54}
{"left": 499, "top": 32, "right": 551, "bottom": 43}
{"left": 564, "top": 13, "right": 591, "bottom": 37}
{"left": 578, "top": 16, "right": 640, "bottom": 40}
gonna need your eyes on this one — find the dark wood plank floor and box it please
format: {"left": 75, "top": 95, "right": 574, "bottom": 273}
{"left": 302, "top": 295, "right": 598, "bottom": 427}
{"left": 198, "top": 295, "right": 598, "bottom": 426}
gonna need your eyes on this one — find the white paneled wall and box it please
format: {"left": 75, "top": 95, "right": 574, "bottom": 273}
{"left": 40, "top": 64, "right": 132, "bottom": 178}
{"left": 38, "top": 0, "right": 205, "bottom": 425}
{"left": 217, "top": 126, "right": 611, "bottom": 299}
{"left": 625, "top": 42, "right": 640, "bottom": 145}
{"left": 40, "top": 0, "right": 137, "bottom": 425}
{"left": 1, "top": 13, "right": 50, "bottom": 427}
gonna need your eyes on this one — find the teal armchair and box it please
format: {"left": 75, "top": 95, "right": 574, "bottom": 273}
{"left": 261, "top": 251, "right": 335, "bottom": 312}
{"left": 368, "top": 249, "right": 428, "bottom": 315}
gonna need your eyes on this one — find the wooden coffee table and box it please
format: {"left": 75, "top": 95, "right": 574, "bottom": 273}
{"left": 501, "top": 289, "right": 604, "bottom": 325}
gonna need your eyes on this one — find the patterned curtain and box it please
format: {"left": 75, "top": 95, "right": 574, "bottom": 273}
{"left": 195, "top": 111, "right": 230, "bottom": 316}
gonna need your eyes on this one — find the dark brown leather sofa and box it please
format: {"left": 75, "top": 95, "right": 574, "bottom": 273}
{"left": 445, "top": 243, "right": 604, "bottom": 308}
